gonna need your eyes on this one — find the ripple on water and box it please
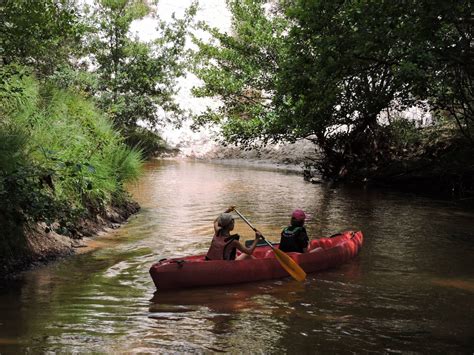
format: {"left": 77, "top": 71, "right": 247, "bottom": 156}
{"left": 2, "top": 160, "right": 474, "bottom": 353}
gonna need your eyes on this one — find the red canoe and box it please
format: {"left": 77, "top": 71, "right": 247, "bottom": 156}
{"left": 149, "top": 230, "right": 363, "bottom": 290}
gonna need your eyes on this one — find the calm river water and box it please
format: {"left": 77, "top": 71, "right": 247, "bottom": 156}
{"left": 1, "top": 159, "right": 473, "bottom": 353}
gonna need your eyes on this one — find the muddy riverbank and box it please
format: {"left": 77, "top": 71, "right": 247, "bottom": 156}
{"left": 1, "top": 200, "right": 140, "bottom": 278}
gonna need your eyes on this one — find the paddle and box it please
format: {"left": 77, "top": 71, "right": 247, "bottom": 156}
{"left": 233, "top": 209, "right": 307, "bottom": 282}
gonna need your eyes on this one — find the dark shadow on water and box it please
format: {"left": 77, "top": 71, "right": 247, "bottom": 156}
{"left": 149, "top": 278, "right": 309, "bottom": 314}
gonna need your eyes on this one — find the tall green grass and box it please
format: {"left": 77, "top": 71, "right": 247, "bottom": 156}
{"left": 124, "top": 126, "right": 177, "bottom": 158}
{"left": 0, "top": 64, "right": 143, "bottom": 259}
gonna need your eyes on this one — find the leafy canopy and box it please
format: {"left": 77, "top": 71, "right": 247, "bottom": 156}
{"left": 87, "top": 0, "right": 197, "bottom": 129}
{"left": 0, "top": 0, "right": 84, "bottom": 76}
{"left": 192, "top": 0, "right": 289, "bottom": 144}
{"left": 192, "top": 0, "right": 473, "bottom": 177}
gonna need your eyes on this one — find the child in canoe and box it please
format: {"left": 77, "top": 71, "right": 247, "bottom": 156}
{"left": 206, "top": 206, "right": 263, "bottom": 261}
{"left": 279, "top": 209, "right": 310, "bottom": 253}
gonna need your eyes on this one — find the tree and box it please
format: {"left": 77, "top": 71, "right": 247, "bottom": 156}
{"left": 405, "top": 1, "right": 473, "bottom": 143}
{"left": 86, "top": 0, "right": 196, "bottom": 130}
{"left": 280, "top": 0, "right": 473, "bottom": 176}
{"left": 192, "top": 0, "right": 473, "bottom": 179}
{"left": 192, "top": 0, "right": 289, "bottom": 144}
{"left": 0, "top": 0, "right": 83, "bottom": 76}
{"left": 276, "top": 1, "right": 412, "bottom": 177}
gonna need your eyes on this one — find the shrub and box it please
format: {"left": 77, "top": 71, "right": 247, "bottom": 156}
{"left": 0, "top": 65, "right": 143, "bottom": 256}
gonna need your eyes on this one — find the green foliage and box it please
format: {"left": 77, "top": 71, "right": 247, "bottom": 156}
{"left": 48, "top": 65, "right": 99, "bottom": 96}
{"left": 192, "top": 0, "right": 289, "bottom": 144}
{"left": 86, "top": 0, "right": 197, "bottom": 129}
{"left": 123, "top": 126, "right": 175, "bottom": 158}
{"left": 386, "top": 119, "right": 424, "bottom": 152}
{"left": 0, "top": 0, "right": 193, "bottom": 262}
{"left": 108, "top": 144, "right": 143, "bottom": 182}
{"left": 2, "top": 0, "right": 198, "bottom": 138}
{"left": 0, "top": 65, "right": 38, "bottom": 116}
{"left": 0, "top": 0, "right": 84, "bottom": 76}
{"left": 0, "top": 66, "right": 143, "bottom": 236}
{"left": 192, "top": 0, "right": 473, "bottom": 178}
{"left": 282, "top": 0, "right": 472, "bottom": 175}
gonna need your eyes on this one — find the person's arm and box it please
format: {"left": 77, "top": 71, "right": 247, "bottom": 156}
{"left": 235, "top": 231, "right": 263, "bottom": 255}
{"left": 299, "top": 228, "right": 310, "bottom": 253}
{"left": 224, "top": 205, "right": 236, "bottom": 213}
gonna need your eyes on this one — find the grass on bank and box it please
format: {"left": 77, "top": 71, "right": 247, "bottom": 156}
{"left": 0, "top": 64, "right": 143, "bottom": 262}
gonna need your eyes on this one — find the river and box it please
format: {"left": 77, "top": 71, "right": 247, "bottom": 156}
{"left": 1, "top": 159, "right": 473, "bottom": 353}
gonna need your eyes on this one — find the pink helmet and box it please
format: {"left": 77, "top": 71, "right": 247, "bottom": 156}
{"left": 291, "top": 209, "right": 306, "bottom": 221}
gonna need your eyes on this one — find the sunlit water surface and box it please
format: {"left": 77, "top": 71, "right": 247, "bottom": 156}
{"left": 1, "top": 160, "right": 473, "bottom": 353}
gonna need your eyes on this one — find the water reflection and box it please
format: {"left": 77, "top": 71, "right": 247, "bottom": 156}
{"left": 1, "top": 159, "right": 474, "bottom": 353}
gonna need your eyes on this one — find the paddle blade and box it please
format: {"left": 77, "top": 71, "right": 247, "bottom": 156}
{"left": 272, "top": 248, "right": 307, "bottom": 282}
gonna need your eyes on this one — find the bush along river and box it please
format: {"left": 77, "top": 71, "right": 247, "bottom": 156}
{"left": 1, "top": 159, "right": 473, "bottom": 353}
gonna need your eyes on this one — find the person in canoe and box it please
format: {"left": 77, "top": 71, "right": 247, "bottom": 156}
{"left": 279, "top": 209, "right": 310, "bottom": 253}
{"left": 206, "top": 206, "right": 263, "bottom": 261}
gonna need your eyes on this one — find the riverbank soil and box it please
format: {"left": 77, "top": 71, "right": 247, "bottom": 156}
{"left": 0, "top": 200, "right": 139, "bottom": 277}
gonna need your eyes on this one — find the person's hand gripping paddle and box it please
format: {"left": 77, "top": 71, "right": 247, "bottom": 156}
{"left": 233, "top": 209, "right": 306, "bottom": 282}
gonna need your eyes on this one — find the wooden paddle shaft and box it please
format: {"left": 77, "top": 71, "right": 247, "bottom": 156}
{"left": 233, "top": 208, "right": 307, "bottom": 282}
{"left": 233, "top": 209, "right": 274, "bottom": 249}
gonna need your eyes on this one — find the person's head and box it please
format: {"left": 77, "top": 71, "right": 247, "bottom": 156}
{"left": 290, "top": 209, "right": 306, "bottom": 227}
{"left": 217, "top": 213, "right": 235, "bottom": 231}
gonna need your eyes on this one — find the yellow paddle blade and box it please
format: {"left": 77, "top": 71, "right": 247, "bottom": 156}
{"left": 272, "top": 248, "right": 307, "bottom": 282}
